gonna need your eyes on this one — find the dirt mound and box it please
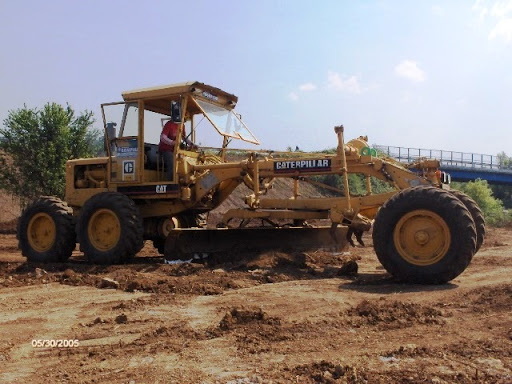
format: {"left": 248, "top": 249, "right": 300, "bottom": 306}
{"left": 0, "top": 253, "right": 265, "bottom": 294}
{"left": 210, "top": 307, "right": 288, "bottom": 354}
{"left": 241, "top": 250, "right": 359, "bottom": 279}
{"left": 207, "top": 178, "right": 329, "bottom": 227}
{"left": 456, "top": 284, "right": 512, "bottom": 313}
{"left": 68, "top": 266, "right": 237, "bottom": 295}
{"left": 218, "top": 307, "right": 280, "bottom": 331}
{"left": 129, "top": 323, "right": 207, "bottom": 354}
{"left": 292, "top": 361, "right": 363, "bottom": 384}
{"left": 346, "top": 299, "right": 446, "bottom": 329}
{"left": 0, "top": 237, "right": 364, "bottom": 293}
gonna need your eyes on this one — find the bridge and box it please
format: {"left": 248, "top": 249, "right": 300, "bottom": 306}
{"left": 374, "top": 145, "right": 512, "bottom": 185}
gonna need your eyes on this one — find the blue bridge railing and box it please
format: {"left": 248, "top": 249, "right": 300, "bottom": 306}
{"left": 374, "top": 145, "right": 512, "bottom": 172}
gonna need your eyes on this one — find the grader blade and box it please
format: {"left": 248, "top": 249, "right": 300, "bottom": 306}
{"left": 164, "top": 226, "right": 348, "bottom": 261}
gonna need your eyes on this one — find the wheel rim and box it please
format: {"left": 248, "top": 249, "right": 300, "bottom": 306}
{"left": 158, "top": 217, "right": 178, "bottom": 237}
{"left": 393, "top": 209, "right": 451, "bottom": 266}
{"left": 27, "top": 213, "right": 56, "bottom": 252}
{"left": 87, "top": 209, "right": 121, "bottom": 251}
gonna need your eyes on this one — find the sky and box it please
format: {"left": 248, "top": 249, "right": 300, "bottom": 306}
{"left": 1, "top": 0, "right": 511, "bottom": 155}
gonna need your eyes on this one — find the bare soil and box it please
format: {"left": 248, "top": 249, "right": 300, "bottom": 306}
{"left": 0, "top": 224, "right": 510, "bottom": 384}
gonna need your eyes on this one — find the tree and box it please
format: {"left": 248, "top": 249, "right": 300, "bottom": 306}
{"left": 496, "top": 151, "right": 512, "bottom": 168}
{"left": 452, "top": 179, "right": 511, "bottom": 226}
{"left": 0, "top": 103, "right": 101, "bottom": 206}
{"left": 490, "top": 184, "right": 512, "bottom": 209}
{"left": 491, "top": 151, "right": 512, "bottom": 209}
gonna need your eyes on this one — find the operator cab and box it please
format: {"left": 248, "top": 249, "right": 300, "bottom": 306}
{"left": 100, "top": 82, "right": 259, "bottom": 188}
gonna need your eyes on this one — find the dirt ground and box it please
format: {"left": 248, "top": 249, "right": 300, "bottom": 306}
{"left": 0, "top": 226, "right": 511, "bottom": 383}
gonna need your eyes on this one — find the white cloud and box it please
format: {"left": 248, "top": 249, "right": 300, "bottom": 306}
{"left": 489, "top": 17, "right": 512, "bottom": 41}
{"left": 327, "top": 71, "right": 363, "bottom": 94}
{"left": 299, "top": 82, "right": 317, "bottom": 91}
{"left": 489, "top": 1, "right": 512, "bottom": 42}
{"left": 288, "top": 92, "right": 299, "bottom": 101}
{"left": 490, "top": 0, "right": 512, "bottom": 18}
{"left": 394, "top": 60, "right": 426, "bottom": 83}
{"left": 472, "top": 0, "right": 512, "bottom": 43}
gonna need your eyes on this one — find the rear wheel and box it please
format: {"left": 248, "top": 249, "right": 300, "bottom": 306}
{"left": 77, "top": 192, "right": 143, "bottom": 264}
{"left": 373, "top": 186, "right": 476, "bottom": 284}
{"left": 450, "top": 189, "right": 485, "bottom": 252}
{"left": 18, "top": 197, "right": 76, "bottom": 262}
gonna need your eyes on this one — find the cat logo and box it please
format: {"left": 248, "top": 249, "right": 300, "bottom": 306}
{"left": 123, "top": 161, "right": 134, "bottom": 174}
{"left": 156, "top": 185, "right": 167, "bottom": 193}
{"left": 122, "top": 160, "right": 135, "bottom": 181}
{"left": 274, "top": 159, "right": 331, "bottom": 173}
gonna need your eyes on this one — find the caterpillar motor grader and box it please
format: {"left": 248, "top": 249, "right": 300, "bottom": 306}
{"left": 17, "top": 81, "right": 485, "bottom": 283}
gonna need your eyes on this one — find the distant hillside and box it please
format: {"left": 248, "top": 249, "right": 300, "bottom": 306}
{"left": 208, "top": 178, "right": 332, "bottom": 227}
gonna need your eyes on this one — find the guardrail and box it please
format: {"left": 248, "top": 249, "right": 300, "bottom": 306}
{"left": 374, "top": 145, "right": 512, "bottom": 171}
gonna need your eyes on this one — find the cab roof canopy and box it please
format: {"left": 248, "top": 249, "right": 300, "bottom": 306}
{"left": 121, "top": 81, "right": 238, "bottom": 117}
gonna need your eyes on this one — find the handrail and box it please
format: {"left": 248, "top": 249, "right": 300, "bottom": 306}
{"left": 374, "top": 145, "right": 512, "bottom": 171}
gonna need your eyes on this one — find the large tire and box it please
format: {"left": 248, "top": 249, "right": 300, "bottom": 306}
{"left": 77, "top": 192, "right": 143, "bottom": 264}
{"left": 372, "top": 186, "right": 476, "bottom": 284}
{"left": 17, "top": 197, "right": 76, "bottom": 262}
{"left": 450, "top": 189, "right": 485, "bottom": 253}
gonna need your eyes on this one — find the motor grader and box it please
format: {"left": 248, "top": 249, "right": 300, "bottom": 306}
{"left": 17, "top": 81, "right": 485, "bottom": 283}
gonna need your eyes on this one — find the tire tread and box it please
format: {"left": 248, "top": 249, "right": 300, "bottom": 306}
{"left": 18, "top": 196, "right": 76, "bottom": 262}
{"left": 372, "top": 186, "right": 476, "bottom": 284}
{"left": 77, "top": 192, "right": 143, "bottom": 264}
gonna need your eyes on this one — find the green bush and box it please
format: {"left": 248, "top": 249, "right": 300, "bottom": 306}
{"left": 0, "top": 103, "right": 101, "bottom": 206}
{"left": 452, "top": 179, "right": 512, "bottom": 227}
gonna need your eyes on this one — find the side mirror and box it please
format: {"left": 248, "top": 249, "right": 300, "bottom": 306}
{"left": 171, "top": 101, "right": 181, "bottom": 123}
{"left": 106, "top": 122, "right": 117, "bottom": 154}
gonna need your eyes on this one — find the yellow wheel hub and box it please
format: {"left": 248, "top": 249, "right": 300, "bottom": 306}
{"left": 393, "top": 209, "right": 451, "bottom": 266}
{"left": 159, "top": 217, "right": 178, "bottom": 237}
{"left": 27, "top": 213, "right": 56, "bottom": 252}
{"left": 88, "top": 209, "right": 121, "bottom": 251}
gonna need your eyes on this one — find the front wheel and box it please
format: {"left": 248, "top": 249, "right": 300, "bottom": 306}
{"left": 372, "top": 186, "right": 476, "bottom": 284}
{"left": 17, "top": 197, "right": 76, "bottom": 262}
{"left": 77, "top": 192, "right": 143, "bottom": 264}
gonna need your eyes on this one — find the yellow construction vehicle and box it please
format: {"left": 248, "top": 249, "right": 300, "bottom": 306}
{"left": 17, "top": 82, "right": 484, "bottom": 283}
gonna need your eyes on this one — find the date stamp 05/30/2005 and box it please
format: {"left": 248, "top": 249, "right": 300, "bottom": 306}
{"left": 31, "top": 339, "right": 80, "bottom": 348}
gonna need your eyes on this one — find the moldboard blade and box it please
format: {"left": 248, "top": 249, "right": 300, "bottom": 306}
{"left": 164, "top": 226, "right": 348, "bottom": 261}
